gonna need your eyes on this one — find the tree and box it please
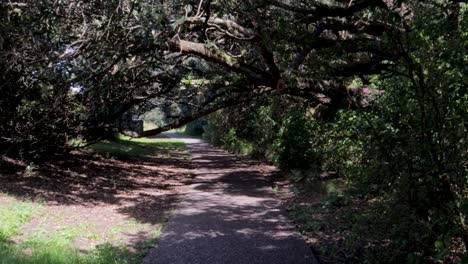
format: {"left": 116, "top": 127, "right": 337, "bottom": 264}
{"left": 141, "top": 0, "right": 414, "bottom": 135}
{"left": 1, "top": 0, "right": 465, "bottom": 157}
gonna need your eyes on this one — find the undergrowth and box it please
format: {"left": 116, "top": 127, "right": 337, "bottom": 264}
{"left": 284, "top": 179, "right": 467, "bottom": 263}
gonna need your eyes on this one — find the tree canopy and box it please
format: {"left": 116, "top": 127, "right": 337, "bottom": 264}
{"left": 3, "top": 0, "right": 455, "bottom": 152}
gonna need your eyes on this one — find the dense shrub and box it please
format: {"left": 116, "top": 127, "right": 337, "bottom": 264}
{"left": 274, "top": 110, "right": 320, "bottom": 170}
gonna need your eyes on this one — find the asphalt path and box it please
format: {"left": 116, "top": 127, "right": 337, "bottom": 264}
{"left": 143, "top": 132, "right": 317, "bottom": 264}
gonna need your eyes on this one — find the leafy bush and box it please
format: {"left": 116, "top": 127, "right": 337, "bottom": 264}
{"left": 203, "top": 98, "right": 285, "bottom": 156}
{"left": 218, "top": 128, "right": 251, "bottom": 154}
{"left": 274, "top": 110, "right": 321, "bottom": 170}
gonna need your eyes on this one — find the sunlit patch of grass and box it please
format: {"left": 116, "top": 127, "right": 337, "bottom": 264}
{"left": 89, "top": 134, "right": 186, "bottom": 159}
{"left": 0, "top": 239, "right": 134, "bottom": 264}
{"left": 107, "top": 220, "right": 163, "bottom": 258}
{"left": 116, "top": 134, "right": 184, "bottom": 145}
{"left": 0, "top": 199, "right": 42, "bottom": 239}
{"left": 45, "top": 220, "right": 99, "bottom": 242}
{"left": 137, "top": 226, "right": 163, "bottom": 259}
{"left": 0, "top": 196, "right": 163, "bottom": 264}
{"left": 14, "top": 223, "right": 136, "bottom": 263}
{"left": 108, "top": 220, "right": 143, "bottom": 241}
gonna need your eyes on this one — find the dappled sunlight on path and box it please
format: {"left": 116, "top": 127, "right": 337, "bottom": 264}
{"left": 143, "top": 133, "right": 316, "bottom": 264}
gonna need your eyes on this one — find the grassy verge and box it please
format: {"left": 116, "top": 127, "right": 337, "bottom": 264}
{"left": 0, "top": 190, "right": 163, "bottom": 264}
{"left": 0, "top": 135, "right": 188, "bottom": 264}
{"left": 0, "top": 198, "right": 128, "bottom": 264}
{"left": 0, "top": 198, "right": 40, "bottom": 240}
{"left": 90, "top": 134, "right": 186, "bottom": 159}
{"left": 0, "top": 202, "right": 150, "bottom": 264}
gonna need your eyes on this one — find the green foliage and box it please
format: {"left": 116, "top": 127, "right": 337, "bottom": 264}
{"left": 205, "top": 99, "right": 367, "bottom": 179}
{"left": 274, "top": 110, "right": 320, "bottom": 170}
{"left": 309, "top": 4, "right": 468, "bottom": 260}
{"left": 247, "top": 104, "right": 285, "bottom": 160}
{"left": 359, "top": 3, "right": 467, "bottom": 253}
{"left": 219, "top": 128, "right": 252, "bottom": 155}
{"left": 0, "top": 0, "right": 172, "bottom": 159}
{"left": 202, "top": 112, "right": 227, "bottom": 147}
{"left": 205, "top": 4, "right": 468, "bottom": 256}
{"left": 202, "top": 98, "right": 286, "bottom": 157}
{"left": 2, "top": 0, "right": 468, "bottom": 261}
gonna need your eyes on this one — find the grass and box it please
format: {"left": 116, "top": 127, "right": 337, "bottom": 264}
{"left": 89, "top": 134, "right": 186, "bottom": 159}
{"left": 0, "top": 199, "right": 41, "bottom": 239}
{"left": 0, "top": 133, "right": 185, "bottom": 263}
{"left": 0, "top": 239, "right": 133, "bottom": 264}
{"left": 0, "top": 195, "right": 164, "bottom": 264}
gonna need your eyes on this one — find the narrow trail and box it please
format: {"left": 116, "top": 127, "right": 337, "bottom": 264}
{"left": 143, "top": 133, "right": 316, "bottom": 264}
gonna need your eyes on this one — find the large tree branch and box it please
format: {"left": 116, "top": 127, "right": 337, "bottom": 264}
{"left": 316, "top": 19, "right": 403, "bottom": 37}
{"left": 184, "top": 16, "right": 283, "bottom": 88}
{"left": 168, "top": 38, "right": 275, "bottom": 87}
{"left": 285, "top": 81, "right": 382, "bottom": 110}
{"left": 185, "top": 17, "right": 259, "bottom": 40}
{"left": 139, "top": 92, "right": 268, "bottom": 137}
{"left": 261, "top": 0, "right": 388, "bottom": 18}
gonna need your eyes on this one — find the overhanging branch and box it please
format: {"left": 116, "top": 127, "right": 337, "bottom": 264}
{"left": 168, "top": 38, "right": 274, "bottom": 86}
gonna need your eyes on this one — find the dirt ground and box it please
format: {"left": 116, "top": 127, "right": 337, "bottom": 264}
{"left": 0, "top": 149, "right": 194, "bottom": 254}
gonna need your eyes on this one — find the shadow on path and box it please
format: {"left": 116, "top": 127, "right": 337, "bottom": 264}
{"left": 143, "top": 133, "right": 317, "bottom": 264}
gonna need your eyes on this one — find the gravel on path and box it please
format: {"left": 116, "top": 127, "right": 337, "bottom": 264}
{"left": 143, "top": 133, "right": 317, "bottom": 264}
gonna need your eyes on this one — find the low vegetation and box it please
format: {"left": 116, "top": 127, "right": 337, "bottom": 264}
{"left": 90, "top": 134, "right": 186, "bottom": 159}
{"left": 0, "top": 136, "right": 191, "bottom": 264}
{"left": 0, "top": 199, "right": 135, "bottom": 264}
{"left": 273, "top": 177, "right": 466, "bottom": 263}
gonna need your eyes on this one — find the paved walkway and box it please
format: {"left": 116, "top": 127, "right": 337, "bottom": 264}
{"left": 143, "top": 133, "right": 316, "bottom": 264}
